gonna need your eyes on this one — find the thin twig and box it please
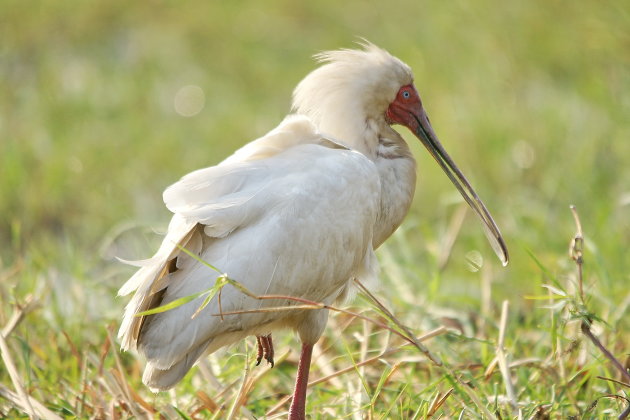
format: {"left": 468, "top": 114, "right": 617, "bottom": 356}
{"left": 581, "top": 323, "right": 630, "bottom": 385}
{"left": 212, "top": 290, "right": 436, "bottom": 362}
{"left": 596, "top": 376, "right": 630, "bottom": 389}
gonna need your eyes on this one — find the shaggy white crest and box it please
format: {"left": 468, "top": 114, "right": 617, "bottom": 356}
{"left": 292, "top": 42, "right": 413, "bottom": 157}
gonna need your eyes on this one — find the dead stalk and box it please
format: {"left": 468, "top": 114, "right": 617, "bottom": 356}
{"left": 569, "top": 205, "right": 585, "bottom": 304}
{"left": 569, "top": 205, "right": 630, "bottom": 419}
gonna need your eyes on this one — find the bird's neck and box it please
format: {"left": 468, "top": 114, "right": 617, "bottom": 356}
{"left": 310, "top": 114, "right": 417, "bottom": 246}
{"left": 317, "top": 116, "right": 417, "bottom": 247}
{"left": 308, "top": 113, "right": 382, "bottom": 159}
{"left": 372, "top": 127, "right": 417, "bottom": 248}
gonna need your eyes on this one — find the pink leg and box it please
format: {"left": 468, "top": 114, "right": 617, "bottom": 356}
{"left": 288, "top": 342, "right": 313, "bottom": 420}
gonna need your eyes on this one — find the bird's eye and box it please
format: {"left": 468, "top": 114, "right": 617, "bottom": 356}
{"left": 402, "top": 90, "right": 410, "bottom": 99}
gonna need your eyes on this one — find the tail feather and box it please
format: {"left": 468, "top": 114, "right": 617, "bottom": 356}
{"left": 117, "top": 218, "right": 201, "bottom": 351}
{"left": 142, "top": 338, "right": 211, "bottom": 391}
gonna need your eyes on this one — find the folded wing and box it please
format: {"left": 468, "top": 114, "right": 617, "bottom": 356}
{"left": 118, "top": 115, "right": 381, "bottom": 389}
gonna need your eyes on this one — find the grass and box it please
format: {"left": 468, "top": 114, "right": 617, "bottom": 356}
{"left": 1, "top": 0, "right": 629, "bottom": 418}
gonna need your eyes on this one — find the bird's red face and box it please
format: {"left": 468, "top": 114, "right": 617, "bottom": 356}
{"left": 386, "top": 84, "right": 509, "bottom": 266}
{"left": 385, "top": 84, "right": 424, "bottom": 130}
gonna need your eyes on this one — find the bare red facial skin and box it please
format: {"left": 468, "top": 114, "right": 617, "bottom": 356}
{"left": 385, "top": 84, "right": 423, "bottom": 132}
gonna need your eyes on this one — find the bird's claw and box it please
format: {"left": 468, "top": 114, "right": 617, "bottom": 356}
{"left": 255, "top": 334, "right": 275, "bottom": 368}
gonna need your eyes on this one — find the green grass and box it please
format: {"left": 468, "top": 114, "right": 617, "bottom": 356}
{"left": 1, "top": 0, "right": 629, "bottom": 418}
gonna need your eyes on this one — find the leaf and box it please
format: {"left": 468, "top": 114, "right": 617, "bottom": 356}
{"left": 523, "top": 294, "right": 566, "bottom": 301}
{"left": 541, "top": 284, "right": 567, "bottom": 297}
{"left": 136, "top": 274, "right": 232, "bottom": 318}
{"left": 224, "top": 276, "right": 258, "bottom": 298}
{"left": 176, "top": 244, "right": 222, "bottom": 273}
{"left": 135, "top": 290, "right": 211, "bottom": 316}
{"left": 172, "top": 406, "right": 192, "bottom": 420}
{"left": 191, "top": 275, "right": 229, "bottom": 319}
{"left": 540, "top": 300, "right": 568, "bottom": 311}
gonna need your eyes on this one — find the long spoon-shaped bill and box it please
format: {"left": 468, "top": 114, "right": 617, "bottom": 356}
{"left": 413, "top": 110, "right": 509, "bottom": 266}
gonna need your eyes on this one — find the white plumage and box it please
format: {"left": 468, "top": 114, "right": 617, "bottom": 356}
{"left": 118, "top": 42, "right": 507, "bottom": 418}
{"left": 119, "top": 115, "right": 382, "bottom": 385}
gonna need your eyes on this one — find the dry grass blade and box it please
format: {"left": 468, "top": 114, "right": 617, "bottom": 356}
{"left": 496, "top": 300, "right": 518, "bottom": 409}
{"left": 225, "top": 341, "right": 257, "bottom": 420}
{"left": 0, "top": 384, "right": 62, "bottom": 420}
{"left": 427, "top": 388, "right": 454, "bottom": 417}
{"left": 126, "top": 384, "right": 156, "bottom": 414}
{"left": 455, "top": 380, "right": 497, "bottom": 420}
{"left": 0, "top": 328, "right": 35, "bottom": 417}
{"left": 75, "top": 351, "right": 89, "bottom": 417}
{"left": 226, "top": 365, "right": 249, "bottom": 420}
{"left": 0, "top": 295, "right": 46, "bottom": 418}
{"left": 196, "top": 390, "right": 220, "bottom": 413}
{"left": 483, "top": 355, "right": 499, "bottom": 379}
{"left": 350, "top": 320, "right": 371, "bottom": 420}
{"left": 104, "top": 326, "right": 148, "bottom": 419}
{"left": 1, "top": 295, "right": 38, "bottom": 338}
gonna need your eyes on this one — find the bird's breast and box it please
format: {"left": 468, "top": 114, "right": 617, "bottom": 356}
{"left": 373, "top": 140, "right": 417, "bottom": 248}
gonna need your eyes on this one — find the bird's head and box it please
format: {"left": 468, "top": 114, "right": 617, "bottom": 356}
{"left": 293, "top": 42, "right": 413, "bottom": 153}
{"left": 293, "top": 42, "right": 509, "bottom": 266}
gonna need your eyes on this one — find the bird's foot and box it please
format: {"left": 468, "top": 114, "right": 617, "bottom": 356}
{"left": 255, "top": 334, "right": 274, "bottom": 367}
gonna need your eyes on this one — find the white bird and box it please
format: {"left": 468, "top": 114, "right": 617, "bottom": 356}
{"left": 118, "top": 42, "right": 508, "bottom": 420}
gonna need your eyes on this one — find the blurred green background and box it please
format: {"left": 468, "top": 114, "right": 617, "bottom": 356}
{"left": 1, "top": 0, "right": 629, "bottom": 416}
{"left": 3, "top": 0, "right": 629, "bottom": 302}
